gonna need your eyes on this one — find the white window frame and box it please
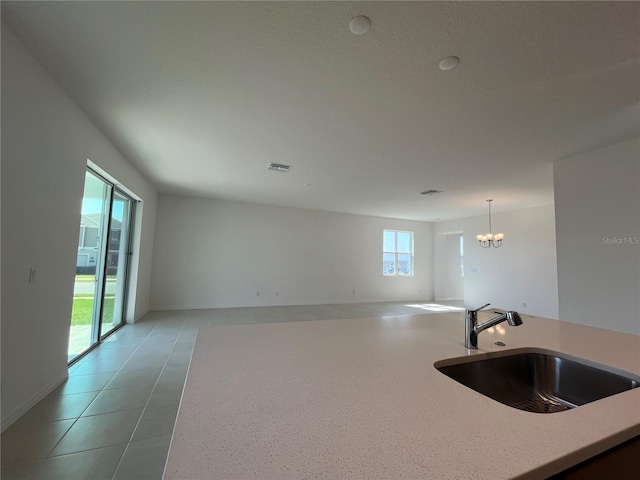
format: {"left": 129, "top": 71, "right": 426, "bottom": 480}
{"left": 383, "top": 230, "right": 414, "bottom": 276}
{"left": 459, "top": 235, "right": 464, "bottom": 277}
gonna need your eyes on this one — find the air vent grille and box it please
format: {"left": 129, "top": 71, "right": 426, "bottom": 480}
{"left": 267, "top": 163, "right": 291, "bottom": 173}
{"left": 420, "top": 189, "right": 443, "bottom": 196}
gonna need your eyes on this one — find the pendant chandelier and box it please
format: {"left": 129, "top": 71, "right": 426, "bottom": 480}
{"left": 477, "top": 199, "right": 503, "bottom": 248}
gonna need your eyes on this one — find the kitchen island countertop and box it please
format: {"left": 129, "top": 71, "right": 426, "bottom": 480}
{"left": 164, "top": 312, "right": 640, "bottom": 479}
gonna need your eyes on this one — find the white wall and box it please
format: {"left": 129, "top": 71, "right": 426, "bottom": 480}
{"left": 554, "top": 138, "right": 640, "bottom": 334}
{"left": 1, "top": 27, "right": 158, "bottom": 429}
{"left": 434, "top": 233, "right": 464, "bottom": 300}
{"left": 434, "top": 205, "right": 559, "bottom": 319}
{"left": 151, "top": 195, "right": 433, "bottom": 309}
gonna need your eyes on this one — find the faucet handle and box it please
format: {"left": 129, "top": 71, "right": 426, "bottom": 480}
{"left": 470, "top": 303, "right": 491, "bottom": 313}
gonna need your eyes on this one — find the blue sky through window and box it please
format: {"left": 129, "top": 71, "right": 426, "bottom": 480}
{"left": 82, "top": 198, "right": 124, "bottom": 221}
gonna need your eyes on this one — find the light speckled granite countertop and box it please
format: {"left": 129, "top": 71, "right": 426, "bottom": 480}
{"left": 164, "top": 312, "right": 640, "bottom": 479}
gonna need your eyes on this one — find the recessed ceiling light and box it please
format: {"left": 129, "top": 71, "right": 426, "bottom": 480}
{"left": 439, "top": 56, "right": 460, "bottom": 71}
{"left": 350, "top": 16, "right": 371, "bottom": 35}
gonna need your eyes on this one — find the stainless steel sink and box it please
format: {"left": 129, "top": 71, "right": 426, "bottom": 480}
{"left": 435, "top": 348, "right": 640, "bottom": 413}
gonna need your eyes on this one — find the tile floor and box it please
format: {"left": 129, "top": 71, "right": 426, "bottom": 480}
{"left": 0, "top": 301, "right": 462, "bottom": 480}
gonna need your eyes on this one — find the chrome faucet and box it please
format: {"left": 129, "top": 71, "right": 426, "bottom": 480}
{"left": 464, "top": 303, "right": 523, "bottom": 349}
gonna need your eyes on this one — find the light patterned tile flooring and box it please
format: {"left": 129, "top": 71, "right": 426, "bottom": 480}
{"left": 0, "top": 300, "right": 463, "bottom": 479}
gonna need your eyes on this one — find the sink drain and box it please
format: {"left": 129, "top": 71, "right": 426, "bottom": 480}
{"left": 510, "top": 397, "right": 572, "bottom": 414}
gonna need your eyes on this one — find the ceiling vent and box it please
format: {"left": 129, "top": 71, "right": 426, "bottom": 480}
{"left": 420, "top": 189, "right": 443, "bottom": 196}
{"left": 267, "top": 163, "right": 291, "bottom": 173}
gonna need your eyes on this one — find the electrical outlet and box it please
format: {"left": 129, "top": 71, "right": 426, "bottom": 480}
{"left": 275, "top": 291, "right": 279, "bottom": 297}
{"left": 352, "top": 290, "right": 356, "bottom": 295}
{"left": 256, "top": 291, "right": 260, "bottom": 296}
{"left": 522, "top": 302, "right": 527, "bottom": 308}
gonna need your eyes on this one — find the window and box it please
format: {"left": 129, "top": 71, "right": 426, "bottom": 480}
{"left": 383, "top": 230, "right": 414, "bottom": 276}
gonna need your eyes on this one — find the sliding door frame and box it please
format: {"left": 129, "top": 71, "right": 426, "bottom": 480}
{"left": 68, "top": 167, "right": 136, "bottom": 365}
{"left": 98, "top": 186, "right": 135, "bottom": 341}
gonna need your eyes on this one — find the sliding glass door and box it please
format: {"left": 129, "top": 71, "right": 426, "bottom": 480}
{"left": 68, "top": 169, "right": 134, "bottom": 363}
{"left": 100, "top": 191, "right": 133, "bottom": 338}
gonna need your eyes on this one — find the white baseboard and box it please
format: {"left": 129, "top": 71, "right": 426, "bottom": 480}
{"left": 1, "top": 372, "right": 68, "bottom": 432}
{"left": 150, "top": 297, "right": 437, "bottom": 311}
{"left": 130, "top": 307, "right": 150, "bottom": 324}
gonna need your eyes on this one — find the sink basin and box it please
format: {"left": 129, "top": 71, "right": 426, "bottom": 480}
{"left": 435, "top": 348, "right": 640, "bottom": 413}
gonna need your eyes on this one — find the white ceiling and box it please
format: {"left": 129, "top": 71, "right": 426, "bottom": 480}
{"left": 2, "top": 1, "right": 639, "bottom": 221}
